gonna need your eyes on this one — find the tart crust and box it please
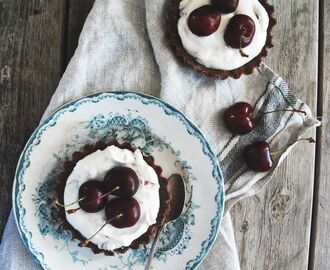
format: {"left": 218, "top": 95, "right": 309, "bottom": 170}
{"left": 167, "top": 0, "right": 277, "bottom": 79}
{"left": 55, "top": 141, "right": 171, "bottom": 255}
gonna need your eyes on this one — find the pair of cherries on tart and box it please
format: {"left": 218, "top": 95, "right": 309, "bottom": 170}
{"left": 188, "top": 0, "right": 255, "bottom": 56}
{"left": 57, "top": 166, "right": 140, "bottom": 229}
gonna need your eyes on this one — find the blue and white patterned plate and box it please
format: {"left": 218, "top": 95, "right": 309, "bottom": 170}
{"left": 13, "top": 92, "right": 224, "bottom": 270}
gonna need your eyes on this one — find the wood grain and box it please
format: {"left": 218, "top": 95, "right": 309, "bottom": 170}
{"left": 230, "top": 0, "right": 318, "bottom": 269}
{"left": 310, "top": 0, "right": 330, "bottom": 268}
{"left": 0, "top": 0, "right": 66, "bottom": 239}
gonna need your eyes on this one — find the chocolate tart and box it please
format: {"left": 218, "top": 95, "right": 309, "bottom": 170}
{"left": 167, "top": 0, "right": 277, "bottom": 79}
{"left": 55, "top": 141, "right": 171, "bottom": 255}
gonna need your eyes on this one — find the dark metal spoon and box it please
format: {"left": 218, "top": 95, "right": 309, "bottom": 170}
{"left": 144, "top": 173, "right": 186, "bottom": 270}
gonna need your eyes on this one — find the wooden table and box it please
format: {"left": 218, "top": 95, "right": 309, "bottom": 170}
{"left": 0, "top": 0, "right": 329, "bottom": 269}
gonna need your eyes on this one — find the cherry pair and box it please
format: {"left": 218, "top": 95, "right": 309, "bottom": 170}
{"left": 223, "top": 102, "right": 314, "bottom": 172}
{"left": 56, "top": 166, "right": 141, "bottom": 230}
{"left": 187, "top": 0, "right": 255, "bottom": 56}
{"left": 56, "top": 166, "right": 142, "bottom": 246}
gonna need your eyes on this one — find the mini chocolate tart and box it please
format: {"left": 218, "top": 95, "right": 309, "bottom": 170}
{"left": 55, "top": 141, "right": 171, "bottom": 255}
{"left": 167, "top": 0, "right": 276, "bottom": 79}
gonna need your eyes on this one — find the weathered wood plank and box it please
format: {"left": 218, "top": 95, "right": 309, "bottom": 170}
{"left": 230, "top": 0, "right": 318, "bottom": 269}
{"left": 310, "top": 0, "right": 330, "bottom": 268}
{"left": 66, "top": 0, "right": 95, "bottom": 63}
{"left": 0, "top": 0, "right": 66, "bottom": 239}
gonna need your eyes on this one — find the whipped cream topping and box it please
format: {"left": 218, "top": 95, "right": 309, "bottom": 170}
{"left": 177, "top": 0, "right": 269, "bottom": 70}
{"left": 64, "top": 145, "right": 160, "bottom": 251}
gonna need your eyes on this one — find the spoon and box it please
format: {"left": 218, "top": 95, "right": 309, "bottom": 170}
{"left": 144, "top": 173, "right": 186, "bottom": 270}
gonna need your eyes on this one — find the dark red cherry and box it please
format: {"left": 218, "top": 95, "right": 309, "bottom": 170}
{"left": 105, "top": 197, "right": 141, "bottom": 228}
{"left": 244, "top": 141, "right": 273, "bottom": 172}
{"left": 224, "top": 14, "right": 255, "bottom": 48}
{"left": 212, "top": 0, "right": 239, "bottom": 14}
{"left": 78, "top": 180, "right": 107, "bottom": 213}
{"left": 103, "top": 166, "right": 139, "bottom": 198}
{"left": 188, "top": 5, "right": 221, "bottom": 37}
{"left": 244, "top": 138, "right": 315, "bottom": 172}
{"left": 224, "top": 102, "right": 254, "bottom": 135}
{"left": 224, "top": 102, "right": 307, "bottom": 135}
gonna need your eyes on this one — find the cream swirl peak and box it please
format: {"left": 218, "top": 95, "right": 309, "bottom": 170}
{"left": 178, "top": 0, "right": 269, "bottom": 70}
{"left": 64, "top": 145, "right": 160, "bottom": 251}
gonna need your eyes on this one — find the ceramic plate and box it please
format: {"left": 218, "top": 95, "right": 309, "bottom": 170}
{"left": 13, "top": 92, "right": 224, "bottom": 270}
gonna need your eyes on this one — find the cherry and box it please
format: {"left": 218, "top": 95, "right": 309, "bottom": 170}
{"left": 244, "top": 141, "right": 273, "bottom": 172}
{"left": 78, "top": 197, "right": 141, "bottom": 247}
{"left": 244, "top": 138, "right": 315, "bottom": 172}
{"left": 188, "top": 5, "right": 221, "bottom": 37}
{"left": 212, "top": 0, "right": 239, "bottom": 14}
{"left": 224, "top": 102, "right": 254, "bottom": 135}
{"left": 224, "top": 15, "right": 255, "bottom": 57}
{"left": 105, "top": 197, "right": 141, "bottom": 228}
{"left": 103, "top": 166, "right": 139, "bottom": 198}
{"left": 77, "top": 180, "right": 107, "bottom": 213}
{"left": 56, "top": 180, "right": 119, "bottom": 214}
{"left": 224, "top": 102, "right": 307, "bottom": 135}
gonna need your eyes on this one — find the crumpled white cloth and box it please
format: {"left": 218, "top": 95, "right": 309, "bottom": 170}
{"left": 0, "top": 0, "right": 318, "bottom": 269}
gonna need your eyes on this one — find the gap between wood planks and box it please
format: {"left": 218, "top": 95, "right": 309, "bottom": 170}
{"left": 61, "top": 0, "right": 70, "bottom": 75}
{"left": 308, "top": 0, "right": 325, "bottom": 268}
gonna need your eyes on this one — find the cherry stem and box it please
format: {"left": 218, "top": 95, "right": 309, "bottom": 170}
{"left": 270, "top": 137, "right": 315, "bottom": 158}
{"left": 254, "top": 109, "right": 307, "bottom": 119}
{"left": 239, "top": 27, "right": 249, "bottom": 58}
{"left": 56, "top": 186, "right": 120, "bottom": 214}
{"left": 79, "top": 213, "right": 124, "bottom": 247}
{"left": 98, "top": 186, "right": 120, "bottom": 200}
{"left": 67, "top": 186, "right": 120, "bottom": 214}
{"left": 55, "top": 197, "right": 85, "bottom": 208}
{"left": 67, "top": 208, "right": 81, "bottom": 214}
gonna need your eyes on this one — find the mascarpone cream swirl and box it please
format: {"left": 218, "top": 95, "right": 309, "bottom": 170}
{"left": 64, "top": 145, "right": 160, "bottom": 251}
{"left": 177, "top": 0, "right": 269, "bottom": 70}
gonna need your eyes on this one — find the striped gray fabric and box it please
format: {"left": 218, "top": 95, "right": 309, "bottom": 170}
{"left": 0, "top": 0, "right": 318, "bottom": 269}
{"left": 220, "top": 75, "right": 315, "bottom": 211}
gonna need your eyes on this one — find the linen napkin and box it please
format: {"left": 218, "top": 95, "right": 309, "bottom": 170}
{"left": 0, "top": 0, "right": 318, "bottom": 269}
